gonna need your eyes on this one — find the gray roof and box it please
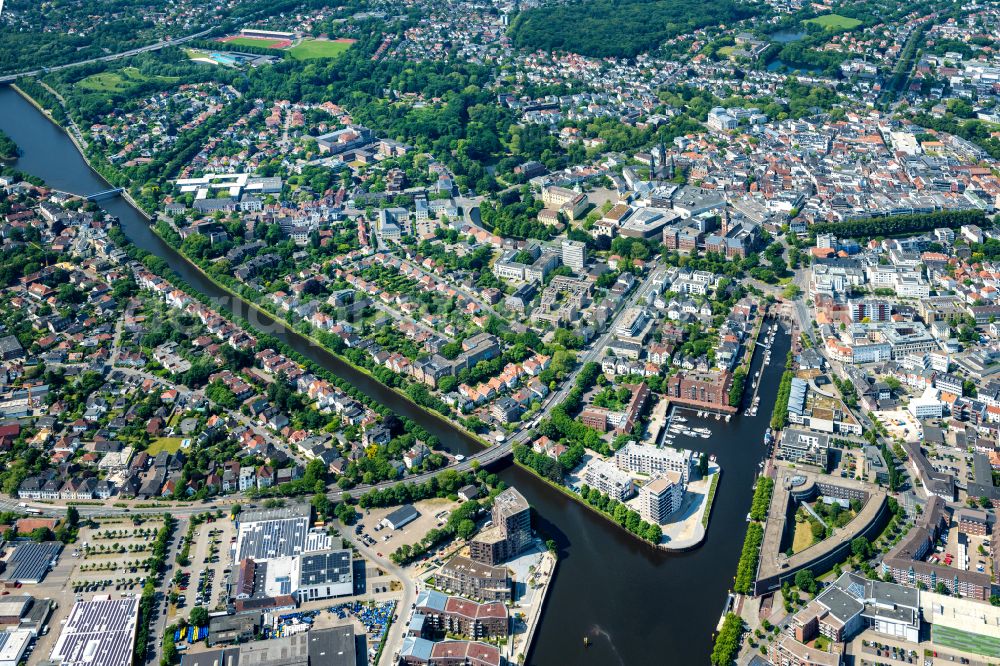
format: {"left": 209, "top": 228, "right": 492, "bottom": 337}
{"left": 299, "top": 549, "right": 352, "bottom": 588}
{"left": 306, "top": 626, "right": 357, "bottom": 666}
{"left": 401, "top": 636, "right": 434, "bottom": 661}
{"left": 0, "top": 542, "right": 62, "bottom": 583}
{"left": 384, "top": 504, "right": 419, "bottom": 528}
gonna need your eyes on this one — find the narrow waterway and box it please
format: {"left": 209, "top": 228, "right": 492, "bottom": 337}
{"left": 0, "top": 85, "right": 789, "bottom": 664}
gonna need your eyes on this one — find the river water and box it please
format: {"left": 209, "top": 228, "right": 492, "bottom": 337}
{"left": 0, "top": 85, "right": 789, "bottom": 664}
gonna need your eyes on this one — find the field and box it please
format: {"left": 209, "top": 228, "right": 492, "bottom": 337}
{"left": 77, "top": 67, "right": 178, "bottom": 92}
{"left": 223, "top": 36, "right": 289, "bottom": 49}
{"left": 791, "top": 519, "right": 815, "bottom": 553}
{"left": 804, "top": 14, "right": 862, "bottom": 31}
{"left": 288, "top": 38, "right": 355, "bottom": 60}
{"left": 932, "top": 624, "right": 1000, "bottom": 658}
{"left": 148, "top": 437, "right": 184, "bottom": 455}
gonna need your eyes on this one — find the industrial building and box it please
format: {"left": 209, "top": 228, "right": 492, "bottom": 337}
{"left": 0, "top": 630, "right": 31, "bottom": 666}
{"left": 235, "top": 504, "right": 330, "bottom": 562}
{"left": 381, "top": 505, "right": 420, "bottom": 531}
{"left": 0, "top": 542, "right": 62, "bottom": 584}
{"left": 50, "top": 596, "right": 140, "bottom": 666}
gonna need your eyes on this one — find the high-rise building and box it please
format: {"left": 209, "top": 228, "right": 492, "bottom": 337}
{"left": 639, "top": 473, "right": 683, "bottom": 525}
{"left": 469, "top": 487, "right": 531, "bottom": 565}
{"left": 561, "top": 239, "right": 587, "bottom": 271}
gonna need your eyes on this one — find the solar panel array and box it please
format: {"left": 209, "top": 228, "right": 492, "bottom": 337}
{"left": 236, "top": 517, "right": 309, "bottom": 561}
{"left": 51, "top": 597, "right": 140, "bottom": 666}
{"left": 299, "top": 550, "right": 352, "bottom": 587}
{"left": 0, "top": 541, "right": 62, "bottom": 583}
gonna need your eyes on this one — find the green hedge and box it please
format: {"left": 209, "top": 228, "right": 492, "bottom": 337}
{"left": 810, "top": 209, "right": 985, "bottom": 239}
{"left": 734, "top": 522, "right": 764, "bottom": 594}
{"left": 749, "top": 477, "right": 774, "bottom": 522}
{"left": 711, "top": 613, "right": 744, "bottom": 666}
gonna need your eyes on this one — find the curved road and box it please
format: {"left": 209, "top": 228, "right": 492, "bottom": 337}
{"left": 0, "top": 29, "right": 215, "bottom": 83}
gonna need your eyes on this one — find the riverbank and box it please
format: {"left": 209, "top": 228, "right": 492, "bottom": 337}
{"left": 1, "top": 84, "right": 797, "bottom": 666}
{"left": 660, "top": 465, "right": 720, "bottom": 552}
{"left": 17, "top": 80, "right": 689, "bottom": 549}
{"left": 13, "top": 81, "right": 500, "bottom": 457}
{"left": 511, "top": 547, "right": 557, "bottom": 663}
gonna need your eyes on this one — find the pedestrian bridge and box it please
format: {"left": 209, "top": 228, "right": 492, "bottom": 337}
{"left": 86, "top": 188, "right": 124, "bottom": 201}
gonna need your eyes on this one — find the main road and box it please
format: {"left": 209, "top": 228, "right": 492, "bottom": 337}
{"left": 0, "top": 264, "right": 665, "bottom": 519}
{"left": 0, "top": 28, "right": 215, "bottom": 83}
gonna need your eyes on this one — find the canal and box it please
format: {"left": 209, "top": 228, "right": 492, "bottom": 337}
{"left": 0, "top": 85, "right": 790, "bottom": 664}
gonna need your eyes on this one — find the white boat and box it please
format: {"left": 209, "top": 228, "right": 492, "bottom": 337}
{"left": 675, "top": 416, "right": 688, "bottom": 423}
{"left": 700, "top": 432, "right": 710, "bottom": 438}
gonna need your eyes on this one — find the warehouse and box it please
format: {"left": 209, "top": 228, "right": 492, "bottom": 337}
{"left": 381, "top": 504, "right": 419, "bottom": 530}
{"left": 0, "top": 629, "right": 31, "bottom": 666}
{"left": 50, "top": 596, "right": 139, "bottom": 666}
{"left": 0, "top": 542, "right": 62, "bottom": 584}
{"left": 236, "top": 504, "right": 326, "bottom": 562}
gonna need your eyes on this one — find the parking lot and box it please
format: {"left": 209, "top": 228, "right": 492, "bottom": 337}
{"left": 352, "top": 498, "right": 459, "bottom": 560}
{"left": 169, "top": 514, "right": 234, "bottom": 621}
{"left": 70, "top": 516, "right": 166, "bottom": 596}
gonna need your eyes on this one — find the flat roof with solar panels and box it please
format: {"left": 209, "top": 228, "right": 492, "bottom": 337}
{"left": 297, "top": 550, "right": 353, "bottom": 599}
{"left": 0, "top": 542, "right": 62, "bottom": 584}
{"left": 49, "top": 596, "right": 139, "bottom": 666}
{"left": 236, "top": 505, "right": 314, "bottom": 562}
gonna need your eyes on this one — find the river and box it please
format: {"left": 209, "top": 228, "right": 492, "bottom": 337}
{"left": 0, "top": 85, "right": 789, "bottom": 664}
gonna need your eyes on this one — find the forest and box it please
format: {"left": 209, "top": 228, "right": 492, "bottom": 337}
{"left": 509, "top": 0, "right": 759, "bottom": 59}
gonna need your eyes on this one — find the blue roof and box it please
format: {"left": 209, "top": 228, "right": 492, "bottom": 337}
{"left": 401, "top": 636, "right": 434, "bottom": 660}
{"left": 415, "top": 589, "right": 448, "bottom": 612}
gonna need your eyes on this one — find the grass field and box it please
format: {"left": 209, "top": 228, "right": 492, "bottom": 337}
{"left": 805, "top": 13, "right": 862, "bottom": 31}
{"left": 147, "top": 437, "right": 183, "bottom": 455}
{"left": 77, "top": 67, "right": 178, "bottom": 92}
{"left": 717, "top": 46, "right": 736, "bottom": 57}
{"left": 288, "top": 39, "right": 354, "bottom": 60}
{"left": 932, "top": 624, "right": 1000, "bottom": 658}
{"left": 224, "top": 36, "right": 288, "bottom": 49}
{"left": 791, "top": 519, "right": 815, "bottom": 553}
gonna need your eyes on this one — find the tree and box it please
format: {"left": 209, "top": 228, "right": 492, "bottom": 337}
{"left": 851, "top": 536, "right": 871, "bottom": 560}
{"left": 456, "top": 519, "right": 477, "bottom": 541}
{"left": 30, "top": 527, "right": 53, "bottom": 542}
{"left": 189, "top": 607, "right": 209, "bottom": 627}
{"left": 795, "top": 569, "right": 817, "bottom": 595}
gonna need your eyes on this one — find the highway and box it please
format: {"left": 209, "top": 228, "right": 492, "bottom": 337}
{"left": 0, "top": 29, "right": 214, "bottom": 83}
